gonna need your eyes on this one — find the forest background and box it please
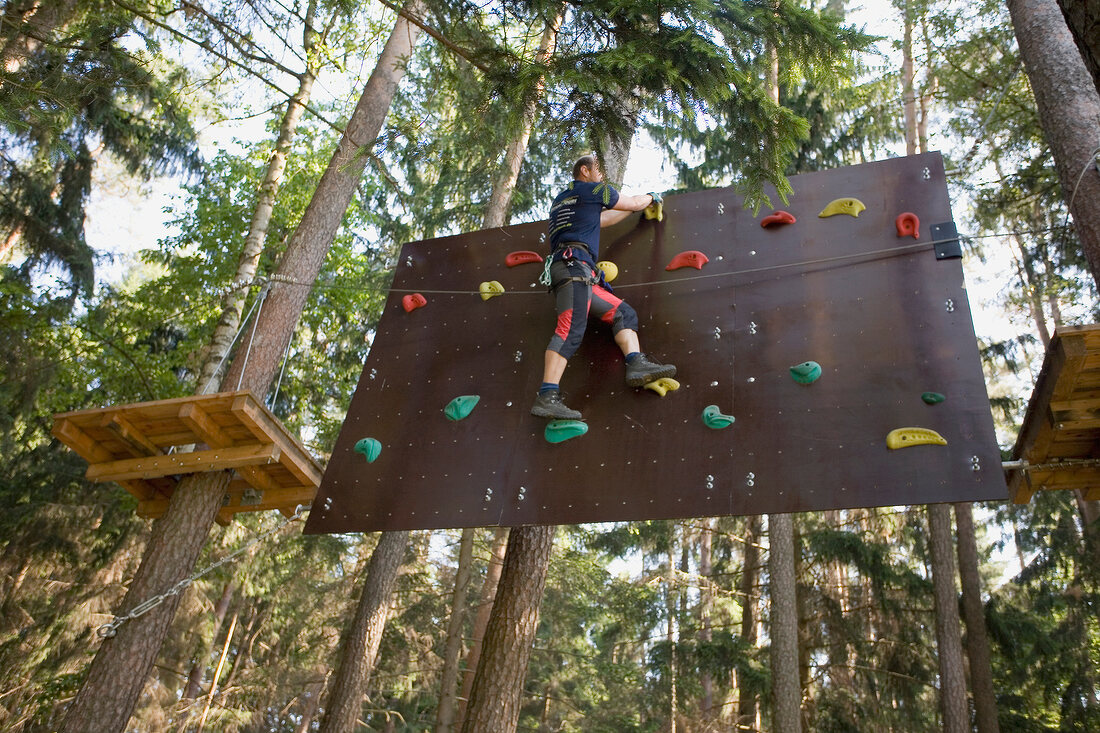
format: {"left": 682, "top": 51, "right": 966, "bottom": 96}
{"left": 2, "top": 0, "right": 1100, "bottom": 731}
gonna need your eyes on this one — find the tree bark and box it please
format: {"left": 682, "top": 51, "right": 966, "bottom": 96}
{"left": 1056, "top": 0, "right": 1100, "bottom": 99}
{"left": 698, "top": 519, "right": 714, "bottom": 720}
{"left": 737, "top": 515, "right": 762, "bottom": 730}
{"left": 769, "top": 513, "right": 801, "bottom": 733}
{"left": 481, "top": 9, "right": 563, "bottom": 229}
{"left": 901, "top": 1, "right": 919, "bottom": 156}
{"left": 666, "top": 534, "right": 678, "bottom": 733}
{"left": 0, "top": 0, "right": 80, "bottom": 76}
{"left": 460, "top": 525, "right": 556, "bottom": 733}
{"left": 434, "top": 528, "right": 475, "bottom": 733}
{"left": 318, "top": 530, "right": 410, "bottom": 733}
{"left": 196, "top": 0, "right": 321, "bottom": 394}
{"left": 223, "top": 0, "right": 426, "bottom": 396}
{"left": 1007, "top": 0, "right": 1100, "bottom": 292}
{"left": 456, "top": 527, "right": 508, "bottom": 727}
{"left": 928, "top": 503, "right": 969, "bottom": 733}
{"left": 182, "top": 579, "right": 237, "bottom": 701}
{"left": 59, "top": 469, "right": 233, "bottom": 733}
{"left": 954, "top": 503, "right": 1001, "bottom": 733}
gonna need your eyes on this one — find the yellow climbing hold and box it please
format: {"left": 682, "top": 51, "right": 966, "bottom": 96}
{"left": 818, "top": 197, "right": 866, "bottom": 218}
{"left": 643, "top": 378, "right": 680, "bottom": 397}
{"left": 479, "top": 281, "right": 505, "bottom": 300}
{"left": 596, "top": 261, "right": 618, "bottom": 283}
{"left": 886, "top": 427, "right": 948, "bottom": 450}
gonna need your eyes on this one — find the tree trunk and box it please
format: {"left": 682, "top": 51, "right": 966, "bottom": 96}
{"left": 737, "top": 515, "right": 762, "bottom": 730}
{"left": 901, "top": 1, "right": 919, "bottom": 156}
{"left": 481, "top": 9, "right": 563, "bottom": 229}
{"left": 928, "top": 503, "right": 969, "bottom": 733}
{"left": 1056, "top": 0, "right": 1100, "bottom": 99}
{"left": 182, "top": 580, "right": 237, "bottom": 700}
{"left": 61, "top": 6, "right": 424, "bottom": 730}
{"left": 196, "top": 611, "right": 238, "bottom": 733}
{"left": 954, "top": 503, "right": 1001, "bottom": 733}
{"left": 318, "top": 530, "right": 410, "bottom": 733}
{"left": 59, "top": 469, "right": 233, "bottom": 733}
{"left": 769, "top": 513, "right": 801, "bottom": 733}
{"left": 294, "top": 674, "right": 329, "bottom": 733}
{"left": 666, "top": 535, "right": 678, "bottom": 733}
{"left": 196, "top": 0, "right": 321, "bottom": 394}
{"left": 1007, "top": 0, "right": 1100, "bottom": 292}
{"left": 222, "top": 0, "right": 426, "bottom": 396}
{"left": 434, "top": 528, "right": 475, "bottom": 733}
{"left": 698, "top": 519, "right": 714, "bottom": 720}
{"left": 456, "top": 527, "right": 508, "bottom": 727}
{"left": 460, "top": 525, "right": 556, "bottom": 733}
{"left": 0, "top": 0, "right": 80, "bottom": 76}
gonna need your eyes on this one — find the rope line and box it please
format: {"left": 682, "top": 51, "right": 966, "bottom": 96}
{"left": 266, "top": 238, "right": 947, "bottom": 297}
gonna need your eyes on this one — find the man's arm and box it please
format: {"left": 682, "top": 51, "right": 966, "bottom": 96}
{"left": 600, "top": 192, "right": 656, "bottom": 227}
{"left": 612, "top": 192, "right": 656, "bottom": 212}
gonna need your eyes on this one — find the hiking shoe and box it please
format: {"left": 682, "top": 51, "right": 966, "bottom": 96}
{"left": 625, "top": 354, "right": 677, "bottom": 387}
{"left": 530, "top": 389, "right": 583, "bottom": 420}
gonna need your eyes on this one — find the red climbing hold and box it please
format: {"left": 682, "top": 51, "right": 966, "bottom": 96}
{"left": 402, "top": 293, "right": 427, "bottom": 313}
{"left": 506, "top": 251, "right": 543, "bottom": 267}
{"left": 665, "top": 251, "right": 709, "bottom": 271}
{"left": 761, "top": 211, "right": 796, "bottom": 228}
{"left": 895, "top": 212, "right": 920, "bottom": 239}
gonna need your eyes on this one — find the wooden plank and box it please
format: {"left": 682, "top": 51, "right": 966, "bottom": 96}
{"left": 237, "top": 464, "right": 280, "bottom": 493}
{"left": 100, "top": 413, "right": 163, "bottom": 457}
{"left": 178, "top": 402, "right": 234, "bottom": 448}
{"left": 231, "top": 395, "right": 322, "bottom": 487}
{"left": 52, "top": 418, "right": 114, "bottom": 463}
{"left": 118, "top": 479, "right": 160, "bottom": 502}
{"left": 139, "top": 485, "right": 315, "bottom": 521}
{"left": 87, "top": 444, "right": 281, "bottom": 483}
{"left": 54, "top": 390, "right": 252, "bottom": 423}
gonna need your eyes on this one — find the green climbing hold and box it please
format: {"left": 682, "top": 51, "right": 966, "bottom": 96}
{"left": 702, "top": 405, "right": 735, "bottom": 429}
{"left": 444, "top": 395, "right": 480, "bottom": 421}
{"left": 354, "top": 438, "right": 382, "bottom": 463}
{"left": 789, "top": 361, "right": 822, "bottom": 384}
{"left": 921, "top": 392, "right": 946, "bottom": 405}
{"left": 545, "top": 419, "right": 588, "bottom": 444}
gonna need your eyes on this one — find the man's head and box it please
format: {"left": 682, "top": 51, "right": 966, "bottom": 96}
{"left": 572, "top": 155, "right": 603, "bottom": 182}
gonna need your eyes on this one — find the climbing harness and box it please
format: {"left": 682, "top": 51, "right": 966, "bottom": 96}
{"left": 95, "top": 505, "right": 307, "bottom": 639}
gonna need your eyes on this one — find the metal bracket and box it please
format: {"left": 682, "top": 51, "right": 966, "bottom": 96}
{"left": 931, "top": 221, "right": 962, "bottom": 260}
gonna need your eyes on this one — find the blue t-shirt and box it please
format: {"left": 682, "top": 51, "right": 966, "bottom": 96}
{"left": 547, "top": 180, "right": 620, "bottom": 265}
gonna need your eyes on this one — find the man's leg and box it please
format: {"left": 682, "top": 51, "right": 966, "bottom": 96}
{"left": 542, "top": 349, "right": 568, "bottom": 385}
{"left": 590, "top": 287, "right": 676, "bottom": 387}
{"left": 532, "top": 261, "right": 588, "bottom": 420}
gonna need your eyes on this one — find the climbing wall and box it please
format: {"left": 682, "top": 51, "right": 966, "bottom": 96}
{"left": 304, "top": 152, "right": 1006, "bottom": 535}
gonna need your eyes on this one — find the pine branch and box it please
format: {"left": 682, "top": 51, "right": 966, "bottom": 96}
{"left": 108, "top": 0, "right": 344, "bottom": 137}
{"left": 374, "top": 0, "right": 492, "bottom": 73}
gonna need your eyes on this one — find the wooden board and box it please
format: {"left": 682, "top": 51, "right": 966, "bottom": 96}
{"left": 53, "top": 391, "right": 322, "bottom": 522}
{"left": 308, "top": 152, "right": 1006, "bottom": 535}
{"left": 1007, "top": 324, "right": 1100, "bottom": 502}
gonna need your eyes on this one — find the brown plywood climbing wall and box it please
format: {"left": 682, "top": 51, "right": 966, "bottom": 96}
{"left": 305, "top": 152, "right": 1006, "bottom": 534}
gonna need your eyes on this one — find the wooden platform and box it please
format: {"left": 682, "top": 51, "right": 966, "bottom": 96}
{"left": 1008, "top": 324, "right": 1100, "bottom": 503}
{"left": 53, "top": 391, "right": 322, "bottom": 524}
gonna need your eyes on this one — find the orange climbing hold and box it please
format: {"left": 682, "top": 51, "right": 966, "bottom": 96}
{"left": 761, "top": 211, "right": 796, "bottom": 228}
{"left": 665, "top": 251, "right": 709, "bottom": 271}
{"left": 506, "top": 251, "right": 543, "bottom": 267}
{"left": 402, "top": 293, "right": 427, "bottom": 313}
{"left": 895, "top": 212, "right": 920, "bottom": 239}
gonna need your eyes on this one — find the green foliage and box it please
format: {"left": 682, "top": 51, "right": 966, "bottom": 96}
{"left": 0, "top": 0, "right": 200, "bottom": 296}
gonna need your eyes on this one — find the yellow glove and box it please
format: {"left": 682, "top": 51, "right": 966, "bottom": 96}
{"left": 644, "top": 192, "right": 664, "bottom": 221}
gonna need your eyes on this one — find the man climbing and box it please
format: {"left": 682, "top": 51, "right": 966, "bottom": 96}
{"left": 531, "top": 154, "right": 676, "bottom": 420}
